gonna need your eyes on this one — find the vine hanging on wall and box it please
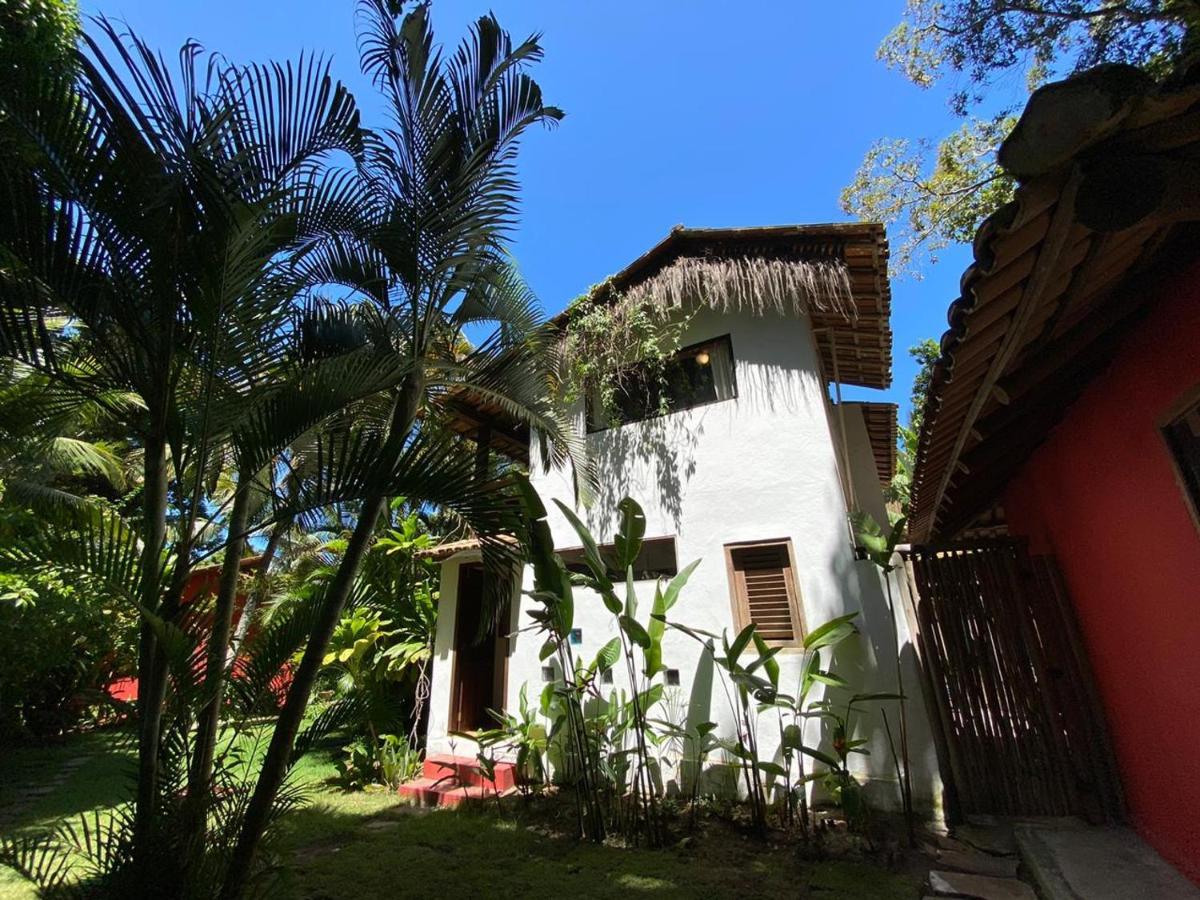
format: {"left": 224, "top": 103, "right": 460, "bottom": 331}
{"left": 560, "top": 255, "right": 856, "bottom": 427}
{"left": 560, "top": 281, "right": 689, "bottom": 429}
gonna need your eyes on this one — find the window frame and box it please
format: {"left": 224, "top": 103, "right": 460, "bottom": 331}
{"left": 723, "top": 537, "right": 806, "bottom": 649}
{"left": 586, "top": 333, "right": 738, "bottom": 433}
{"left": 558, "top": 535, "right": 680, "bottom": 582}
{"left": 1158, "top": 383, "right": 1200, "bottom": 535}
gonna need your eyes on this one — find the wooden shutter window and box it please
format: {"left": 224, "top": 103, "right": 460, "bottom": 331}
{"left": 727, "top": 541, "right": 803, "bottom": 645}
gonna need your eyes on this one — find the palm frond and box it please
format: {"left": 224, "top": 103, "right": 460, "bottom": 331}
{"left": 0, "top": 509, "right": 161, "bottom": 608}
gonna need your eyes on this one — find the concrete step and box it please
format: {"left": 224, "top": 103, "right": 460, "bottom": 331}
{"left": 396, "top": 776, "right": 506, "bottom": 809}
{"left": 421, "top": 754, "right": 517, "bottom": 792}
{"left": 1015, "top": 823, "right": 1199, "bottom": 900}
{"left": 931, "top": 848, "right": 1020, "bottom": 879}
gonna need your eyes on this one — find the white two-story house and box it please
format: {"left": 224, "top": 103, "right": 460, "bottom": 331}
{"left": 413, "top": 224, "right": 943, "bottom": 815}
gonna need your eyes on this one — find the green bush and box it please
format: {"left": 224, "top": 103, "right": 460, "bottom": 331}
{"left": 0, "top": 509, "right": 136, "bottom": 742}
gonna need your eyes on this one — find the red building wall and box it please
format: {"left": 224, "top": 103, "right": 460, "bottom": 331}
{"left": 1004, "top": 259, "right": 1200, "bottom": 884}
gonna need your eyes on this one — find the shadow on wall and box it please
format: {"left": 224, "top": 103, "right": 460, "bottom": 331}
{"left": 580, "top": 313, "right": 827, "bottom": 536}
{"left": 734, "top": 332, "right": 822, "bottom": 419}
{"left": 822, "top": 548, "right": 939, "bottom": 813}
{"left": 587, "top": 413, "right": 700, "bottom": 534}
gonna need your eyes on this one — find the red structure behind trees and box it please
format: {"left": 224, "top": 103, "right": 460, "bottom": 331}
{"left": 106, "top": 555, "right": 291, "bottom": 707}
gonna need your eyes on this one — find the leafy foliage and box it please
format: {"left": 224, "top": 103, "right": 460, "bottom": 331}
{"left": 516, "top": 477, "right": 701, "bottom": 845}
{"left": 0, "top": 509, "right": 137, "bottom": 741}
{"left": 843, "top": 0, "right": 1199, "bottom": 275}
{"left": 309, "top": 504, "right": 441, "bottom": 781}
{"left": 842, "top": 116, "right": 1017, "bottom": 276}
{"left": 0, "top": 0, "right": 573, "bottom": 894}
{"left": 879, "top": 0, "right": 1199, "bottom": 112}
{"left": 560, "top": 284, "right": 690, "bottom": 428}
{"left": 887, "top": 339, "right": 941, "bottom": 508}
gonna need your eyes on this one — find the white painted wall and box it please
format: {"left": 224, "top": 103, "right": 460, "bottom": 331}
{"left": 425, "top": 305, "right": 942, "bottom": 816}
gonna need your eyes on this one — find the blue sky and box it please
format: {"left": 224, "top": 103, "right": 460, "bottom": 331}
{"left": 80, "top": 0, "right": 983, "bottom": 421}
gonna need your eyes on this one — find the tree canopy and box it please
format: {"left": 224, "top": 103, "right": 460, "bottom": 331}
{"left": 842, "top": 0, "right": 1200, "bottom": 276}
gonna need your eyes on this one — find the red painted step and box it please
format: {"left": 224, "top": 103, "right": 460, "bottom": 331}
{"left": 421, "top": 755, "right": 517, "bottom": 792}
{"left": 396, "top": 777, "right": 498, "bottom": 808}
{"left": 397, "top": 755, "right": 518, "bottom": 808}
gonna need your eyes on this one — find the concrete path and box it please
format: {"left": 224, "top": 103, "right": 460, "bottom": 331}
{"left": 1015, "top": 822, "right": 1199, "bottom": 900}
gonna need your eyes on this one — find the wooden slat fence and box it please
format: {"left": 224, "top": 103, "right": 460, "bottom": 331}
{"left": 905, "top": 539, "right": 1123, "bottom": 823}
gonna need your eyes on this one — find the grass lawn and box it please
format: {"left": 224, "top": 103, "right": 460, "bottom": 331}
{"left": 1, "top": 730, "right": 924, "bottom": 899}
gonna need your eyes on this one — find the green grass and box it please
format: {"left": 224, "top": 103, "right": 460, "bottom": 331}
{"left": 1, "top": 731, "right": 923, "bottom": 899}
{"left": 275, "top": 800, "right": 922, "bottom": 899}
{"left": 0, "top": 731, "right": 138, "bottom": 899}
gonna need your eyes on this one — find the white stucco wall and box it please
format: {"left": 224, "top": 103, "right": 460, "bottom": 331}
{"left": 832, "top": 402, "right": 945, "bottom": 816}
{"left": 425, "top": 305, "right": 942, "bottom": 816}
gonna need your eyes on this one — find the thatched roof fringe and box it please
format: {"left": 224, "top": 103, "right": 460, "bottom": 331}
{"left": 620, "top": 255, "right": 855, "bottom": 322}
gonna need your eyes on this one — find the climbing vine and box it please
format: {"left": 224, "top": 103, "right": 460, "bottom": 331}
{"left": 560, "top": 282, "right": 690, "bottom": 428}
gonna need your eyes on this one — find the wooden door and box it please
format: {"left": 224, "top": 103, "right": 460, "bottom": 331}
{"left": 450, "top": 565, "right": 507, "bottom": 733}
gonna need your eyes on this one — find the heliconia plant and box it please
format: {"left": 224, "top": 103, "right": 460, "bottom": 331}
{"left": 663, "top": 620, "right": 782, "bottom": 837}
{"left": 804, "top": 690, "right": 904, "bottom": 832}
{"left": 553, "top": 495, "right": 699, "bottom": 848}
{"left": 515, "top": 473, "right": 606, "bottom": 840}
{"left": 515, "top": 473, "right": 701, "bottom": 846}
{"left": 760, "top": 611, "right": 861, "bottom": 835}
{"left": 650, "top": 718, "right": 720, "bottom": 828}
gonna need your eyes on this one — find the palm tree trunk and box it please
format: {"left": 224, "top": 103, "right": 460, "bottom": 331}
{"left": 134, "top": 429, "right": 169, "bottom": 852}
{"left": 185, "top": 467, "right": 254, "bottom": 850}
{"left": 222, "top": 380, "right": 421, "bottom": 899}
{"left": 227, "top": 514, "right": 290, "bottom": 666}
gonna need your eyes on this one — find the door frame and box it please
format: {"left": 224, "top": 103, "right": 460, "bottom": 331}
{"left": 448, "top": 562, "right": 512, "bottom": 734}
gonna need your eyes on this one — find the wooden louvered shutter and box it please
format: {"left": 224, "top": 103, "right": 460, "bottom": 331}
{"left": 727, "top": 541, "right": 803, "bottom": 645}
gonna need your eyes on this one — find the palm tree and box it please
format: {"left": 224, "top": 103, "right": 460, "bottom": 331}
{"left": 0, "top": 2, "right": 581, "bottom": 892}
{"left": 221, "top": 4, "right": 583, "bottom": 892}
{"left": 0, "top": 14, "right": 371, "bottom": 880}
{"left": 0, "top": 361, "right": 138, "bottom": 516}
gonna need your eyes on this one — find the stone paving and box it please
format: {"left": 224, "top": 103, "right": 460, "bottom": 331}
{"left": 1015, "top": 820, "right": 1200, "bottom": 900}
{"left": 923, "top": 812, "right": 1199, "bottom": 899}
{"left": 922, "top": 814, "right": 1037, "bottom": 900}
{"left": 0, "top": 754, "right": 92, "bottom": 827}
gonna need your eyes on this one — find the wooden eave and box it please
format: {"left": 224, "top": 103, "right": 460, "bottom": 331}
{"left": 841, "top": 400, "right": 898, "bottom": 484}
{"left": 553, "top": 223, "right": 894, "bottom": 390}
{"left": 909, "top": 65, "right": 1200, "bottom": 543}
{"left": 438, "top": 389, "right": 531, "bottom": 465}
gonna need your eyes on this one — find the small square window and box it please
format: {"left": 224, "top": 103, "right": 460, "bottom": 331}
{"left": 725, "top": 539, "right": 805, "bottom": 647}
{"left": 665, "top": 669, "right": 680, "bottom": 686}
{"left": 541, "top": 666, "right": 555, "bottom": 683}
{"left": 601, "top": 669, "right": 614, "bottom": 685}
{"left": 569, "top": 628, "right": 583, "bottom": 646}
{"left": 1163, "top": 392, "right": 1200, "bottom": 529}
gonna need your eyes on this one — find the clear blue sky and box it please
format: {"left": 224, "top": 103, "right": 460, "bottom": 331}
{"left": 80, "top": 0, "right": 980, "bottom": 421}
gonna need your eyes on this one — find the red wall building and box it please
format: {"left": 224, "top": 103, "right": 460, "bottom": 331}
{"left": 1003, "top": 259, "right": 1200, "bottom": 883}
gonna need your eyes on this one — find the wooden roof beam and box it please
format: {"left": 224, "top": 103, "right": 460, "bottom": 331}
{"left": 925, "top": 172, "right": 1082, "bottom": 535}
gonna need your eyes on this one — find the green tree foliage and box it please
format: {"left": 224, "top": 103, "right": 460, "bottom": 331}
{"left": 842, "top": 0, "right": 1200, "bottom": 275}
{"left": 0, "top": 0, "right": 574, "bottom": 894}
{"left": 0, "top": 359, "right": 141, "bottom": 741}
{"left": 561, "top": 283, "right": 689, "bottom": 427}
{"left": 842, "top": 116, "right": 1017, "bottom": 275}
{"left": 309, "top": 502, "right": 441, "bottom": 779}
{"left": 0, "top": 0, "right": 79, "bottom": 71}
{"left": 887, "top": 338, "right": 941, "bottom": 509}
{"left": 0, "top": 507, "right": 138, "bottom": 741}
